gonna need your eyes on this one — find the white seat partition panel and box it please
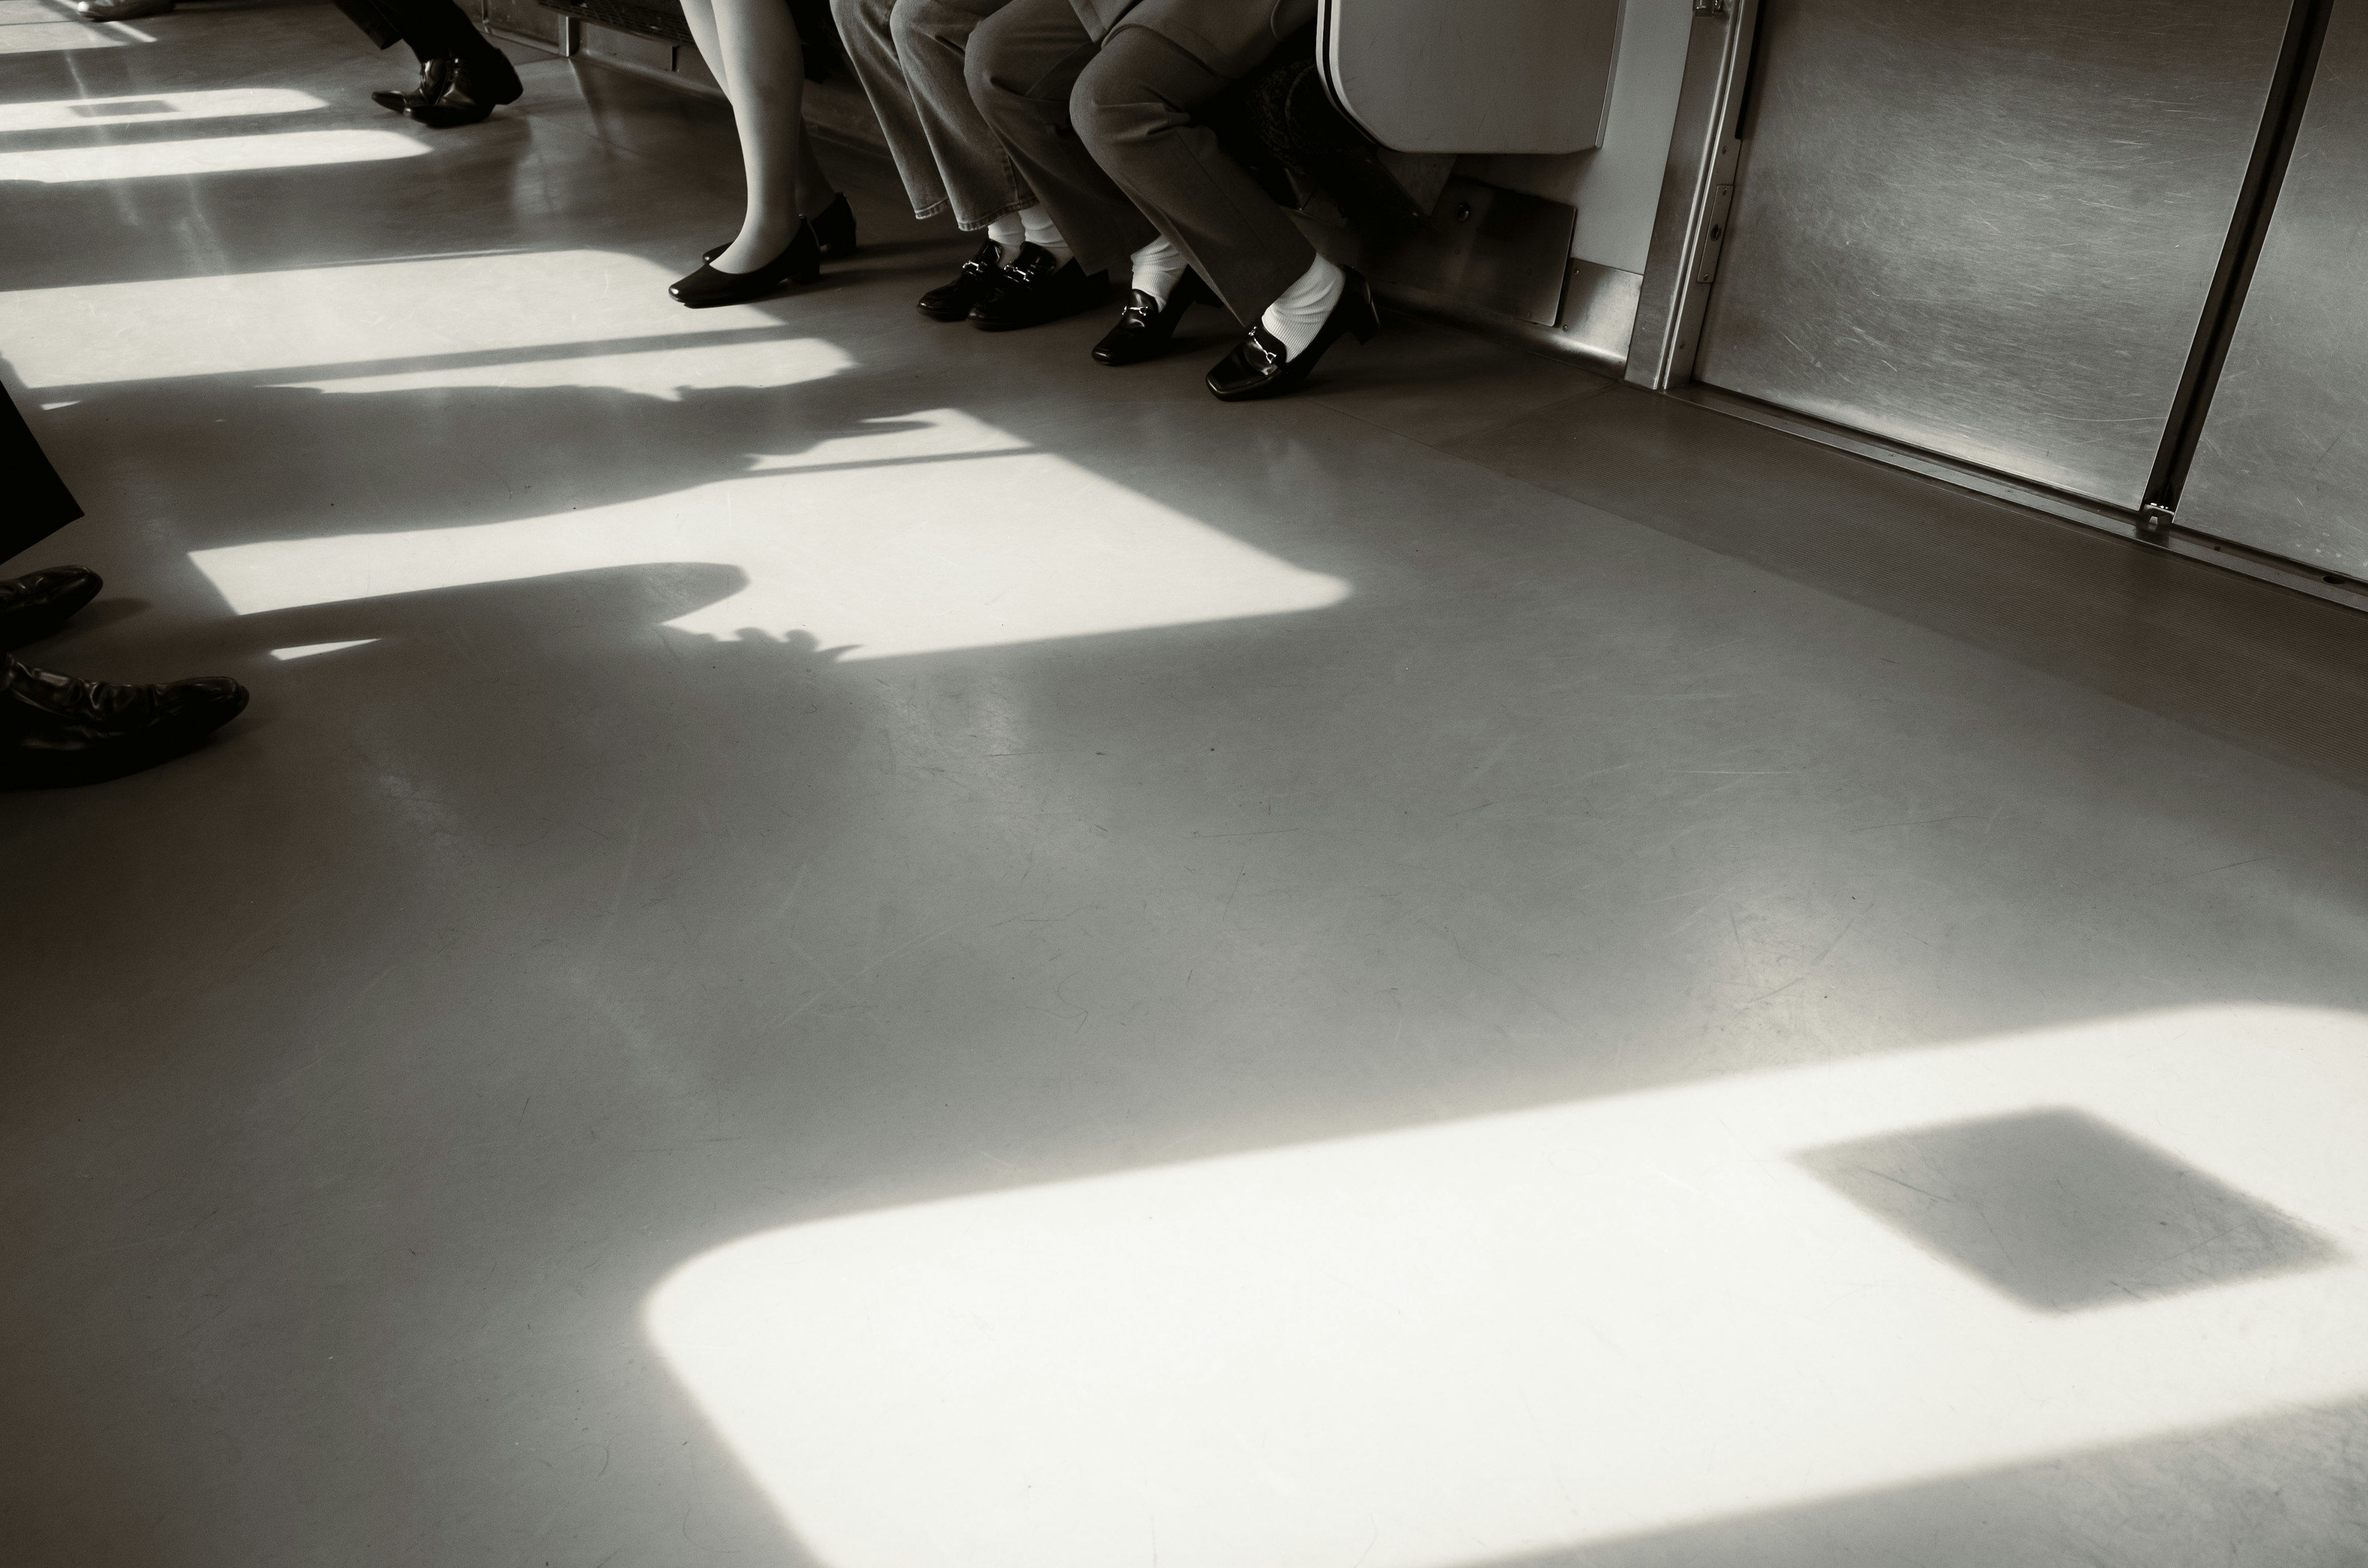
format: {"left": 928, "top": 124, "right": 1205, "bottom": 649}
{"left": 1317, "top": 0, "right": 1619, "bottom": 154}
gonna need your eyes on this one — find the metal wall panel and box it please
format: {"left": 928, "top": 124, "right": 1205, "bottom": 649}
{"left": 1693, "top": 0, "right": 2292, "bottom": 509}
{"left": 2179, "top": 2, "right": 2368, "bottom": 578}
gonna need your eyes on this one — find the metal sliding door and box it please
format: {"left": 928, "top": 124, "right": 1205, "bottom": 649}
{"left": 2177, "top": 1, "right": 2368, "bottom": 577}
{"left": 1692, "top": 0, "right": 2293, "bottom": 509}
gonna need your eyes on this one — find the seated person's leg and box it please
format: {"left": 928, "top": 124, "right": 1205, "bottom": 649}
{"left": 887, "top": 0, "right": 1048, "bottom": 320}
{"left": 355, "top": 0, "right": 523, "bottom": 126}
{"left": 832, "top": 0, "right": 957, "bottom": 224}
{"left": 1075, "top": 27, "right": 1375, "bottom": 398}
{"left": 964, "top": 0, "right": 1158, "bottom": 330}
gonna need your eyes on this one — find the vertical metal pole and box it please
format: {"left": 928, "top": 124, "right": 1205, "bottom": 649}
{"left": 1625, "top": 0, "right": 1761, "bottom": 391}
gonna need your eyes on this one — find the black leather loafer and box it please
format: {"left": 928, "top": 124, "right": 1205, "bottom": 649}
{"left": 968, "top": 244, "right": 1110, "bottom": 332}
{"left": 918, "top": 239, "right": 1006, "bottom": 321}
{"left": 1092, "top": 270, "right": 1212, "bottom": 366}
{"left": 0, "top": 567, "right": 103, "bottom": 652}
{"left": 672, "top": 221, "right": 822, "bottom": 308}
{"left": 405, "top": 50, "right": 522, "bottom": 128}
{"left": 1207, "top": 268, "right": 1378, "bottom": 401}
{"left": 1, "top": 655, "right": 247, "bottom": 789}
{"left": 372, "top": 56, "right": 453, "bottom": 115}
{"left": 711, "top": 192, "right": 854, "bottom": 265}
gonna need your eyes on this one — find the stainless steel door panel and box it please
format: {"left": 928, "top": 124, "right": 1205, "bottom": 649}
{"left": 2179, "top": 3, "right": 2368, "bottom": 577}
{"left": 1695, "top": 0, "right": 2292, "bottom": 509}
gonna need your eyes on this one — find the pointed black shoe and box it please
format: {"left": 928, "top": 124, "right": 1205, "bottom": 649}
{"left": 0, "top": 567, "right": 103, "bottom": 652}
{"left": 1207, "top": 268, "right": 1379, "bottom": 401}
{"left": 405, "top": 49, "right": 522, "bottom": 128}
{"left": 968, "top": 244, "right": 1110, "bottom": 332}
{"left": 372, "top": 56, "right": 454, "bottom": 115}
{"left": 672, "top": 221, "right": 822, "bottom": 308}
{"left": 1, "top": 655, "right": 247, "bottom": 790}
{"left": 917, "top": 238, "right": 1006, "bottom": 321}
{"left": 709, "top": 192, "right": 854, "bottom": 265}
{"left": 1092, "top": 271, "right": 1213, "bottom": 366}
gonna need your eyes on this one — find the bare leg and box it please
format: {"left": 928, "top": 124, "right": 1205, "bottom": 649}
{"left": 678, "top": 0, "right": 841, "bottom": 273}
{"left": 678, "top": 0, "right": 735, "bottom": 99}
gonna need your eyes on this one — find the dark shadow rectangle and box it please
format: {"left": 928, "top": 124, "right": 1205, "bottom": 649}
{"left": 1800, "top": 1108, "right": 2338, "bottom": 1311}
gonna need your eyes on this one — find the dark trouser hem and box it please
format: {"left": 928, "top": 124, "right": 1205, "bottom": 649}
{"left": 2, "top": 388, "right": 83, "bottom": 564}
{"left": 966, "top": 0, "right": 1157, "bottom": 279}
{"left": 1074, "top": 26, "right": 1312, "bottom": 326}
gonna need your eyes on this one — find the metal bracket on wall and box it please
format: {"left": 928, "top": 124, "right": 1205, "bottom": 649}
{"left": 2137, "top": 504, "right": 2176, "bottom": 544}
{"left": 1626, "top": 0, "right": 1759, "bottom": 390}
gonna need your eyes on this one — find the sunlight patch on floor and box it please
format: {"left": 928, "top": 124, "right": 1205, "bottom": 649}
{"left": 0, "top": 86, "right": 325, "bottom": 131}
{"left": 0, "top": 250, "right": 808, "bottom": 389}
{"left": 268, "top": 639, "right": 378, "bottom": 662}
{"left": 189, "top": 410, "right": 1349, "bottom": 661}
{"left": 0, "top": 126, "right": 424, "bottom": 183}
{"left": 646, "top": 1006, "right": 2368, "bottom": 1568}
{"left": 275, "top": 335, "right": 853, "bottom": 401}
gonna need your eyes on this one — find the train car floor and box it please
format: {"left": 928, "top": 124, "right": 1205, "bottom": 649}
{"left": 4, "top": 4, "right": 2366, "bottom": 1566}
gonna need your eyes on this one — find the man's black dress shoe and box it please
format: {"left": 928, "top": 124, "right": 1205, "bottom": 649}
{"left": 0, "top": 567, "right": 103, "bottom": 652}
{"left": 709, "top": 191, "right": 855, "bottom": 264}
{"left": 672, "top": 221, "right": 821, "bottom": 308}
{"left": 405, "top": 50, "right": 522, "bottom": 128}
{"left": 372, "top": 56, "right": 454, "bottom": 115}
{"left": 1, "top": 655, "right": 247, "bottom": 789}
{"left": 968, "top": 244, "right": 1110, "bottom": 332}
{"left": 1092, "top": 271, "right": 1212, "bottom": 366}
{"left": 1207, "top": 268, "right": 1379, "bottom": 401}
{"left": 918, "top": 239, "right": 1006, "bottom": 321}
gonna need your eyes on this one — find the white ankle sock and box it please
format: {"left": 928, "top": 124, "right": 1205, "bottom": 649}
{"left": 1018, "top": 205, "right": 1073, "bottom": 267}
{"left": 986, "top": 213, "right": 1025, "bottom": 265}
{"left": 1127, "top": 234, "right": 1186, "bottom": 306}
{"left": 1259, "top": 254, "right": 1345, "bottom": 361}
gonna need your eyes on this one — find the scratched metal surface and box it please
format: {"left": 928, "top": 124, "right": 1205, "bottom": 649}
{"left": 2180, "top": 0, "right": 2368, "bottom": 578}
{"left": 1695, "top": 0, "right": 2291, "bottom": 508}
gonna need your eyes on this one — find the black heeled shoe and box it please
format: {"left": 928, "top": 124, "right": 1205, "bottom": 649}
{"left": 810, "top": 192, "right": 857, "bottom": 258}
{"left": 672, "top": 221, "right": 822, "bottom": 308}
{"left": 1206, "top": 268, "right": 1378, "bottom": 401}
{"left": 1093, "top": 270, "right": 1212, "bottom": 366}
{"left": 405, "top": 49, "right": 522, "bottom": 128}
{"left": 372, "top": 56, "right": 454, "bottom": 115}
{"left": 705, "top": 191, "right": 855, "bottom": 265}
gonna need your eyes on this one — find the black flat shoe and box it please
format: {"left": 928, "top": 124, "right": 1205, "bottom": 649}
{"left": 968, "top": 244, "right": 1109, "bottom": 332}
{"left": 1092, "top": 270, "right": 1212, "bottom": 366}
{"left": 708, "top": 192, "right": 854, "bottom": 265}
{"left": 0, "top": 567, "right": 103, "bottom": 652}
{"left": 1, "top": 655, "right": 247, "bottom": 790}
{"left": 672, "top": 221, "right": 821, "bottom": 308}
{"left": 1207, "top": 268, "right": 1378, "bottom": 401}
{"left": 918, "top": 238, "right": 1006, "bottom": 321}
{"left": 372, "top": 56, "right": 454, "bottom": 115}
{"left": 405, "top": 49, "right": 522, "bottom": 128}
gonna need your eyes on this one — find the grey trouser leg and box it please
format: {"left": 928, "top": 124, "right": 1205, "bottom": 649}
{"left": 966, "top": 0, "right": 1157, "bottom": 278}
{"left": 1074, "top": 26, "right": 1314, "bottom": 325}
{"left": 887, "top": 0, "right": 1037, "bottom": 229}
{"left": 831, "top": 0, "right": 954, "bottom": 220}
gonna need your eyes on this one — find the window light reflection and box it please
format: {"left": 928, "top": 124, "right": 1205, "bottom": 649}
{"left": 0, "top": 251, "right": 813, "bottom": 389}
{"left": 189, "top": 409, "right": 1349, "bottom": 661}
{"left": 0, "top": 127, "right": 426, "bottom": 184}
{"left": 0, "top": 86, "right": 326, "bottom": 131}
{"left": 646, "top": 1006, "right": 2368, "bottom": 1568}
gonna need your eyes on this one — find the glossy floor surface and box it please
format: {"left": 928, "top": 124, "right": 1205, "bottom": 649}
{"left": 7, "top": 6, "right": 2368, "bottom": 1566}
